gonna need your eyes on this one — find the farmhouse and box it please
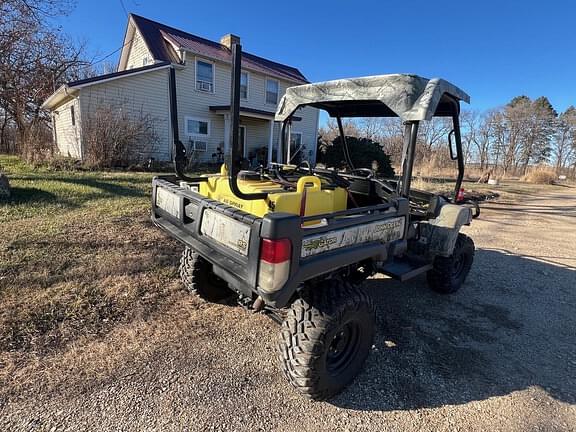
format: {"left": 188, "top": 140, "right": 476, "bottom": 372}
{"left": 42, "top": 14, "right": 319, "bottom": 165}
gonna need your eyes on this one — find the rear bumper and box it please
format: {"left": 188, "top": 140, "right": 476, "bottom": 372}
{"left": 152, "top": 215, "right": 255, "bottom": 295}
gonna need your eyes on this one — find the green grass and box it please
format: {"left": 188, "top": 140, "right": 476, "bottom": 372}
{"left": 0, "top": 155, "right": 156, "bottom": 223}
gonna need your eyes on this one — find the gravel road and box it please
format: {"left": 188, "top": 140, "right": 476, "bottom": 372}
{"left": 2, "top": 189, "right": 575, "bottom": 431}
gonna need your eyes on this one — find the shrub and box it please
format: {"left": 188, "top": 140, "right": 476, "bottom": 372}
{"left": 522, "top": 168, "right": 557, "bottom": 184}
{"left": 19, "top": 122, "right": 55, "bottom": 164}
{"left": 318, "top": 135, "right": 395, "bottom": 178}
{"left": 82, "top": 104, "right": 159, "bottom": 169}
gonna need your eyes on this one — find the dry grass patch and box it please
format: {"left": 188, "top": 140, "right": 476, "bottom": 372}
{"left": 0, "top": 213, "right": 182, "bottom": 353}
{"left": 522, "top": 168, "right": 558, "bottom": 184}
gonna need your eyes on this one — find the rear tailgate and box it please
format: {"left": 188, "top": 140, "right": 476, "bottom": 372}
{"left": 152, "top": 176, "right": 262, "bottom": 294}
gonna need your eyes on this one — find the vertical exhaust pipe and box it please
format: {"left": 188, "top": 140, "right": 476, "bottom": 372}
{"left": 227, "top": 44, "right": 267, "bottom": 200}
{"left": 169, "top": 67, "right": 207, "bottom": 182}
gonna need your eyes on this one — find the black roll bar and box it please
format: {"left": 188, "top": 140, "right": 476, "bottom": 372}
{"left": 442, "top": 95, "right": 465, "bottom": 201}
{"left": 451, "top": 112, "right": 465, "bottom": 201}
{"left": 227, "top": 44, "right": 267, "bottom": 200}
{"left": 399, "top": 121, "right": 419, "bottom": 198}
{"left": 280, "top": 120, "right": 289, "bottom": 164}
{"left": 336, "top": 116, "right": 355, "bottom": 171}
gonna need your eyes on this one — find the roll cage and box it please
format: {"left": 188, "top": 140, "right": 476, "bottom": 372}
{"left": 168, "top": 44, "right": 470, "bottom": 206}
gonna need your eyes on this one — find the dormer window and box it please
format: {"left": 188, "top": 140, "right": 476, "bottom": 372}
{"left": 196, "top": 59, "right": 214, "bottom": 92}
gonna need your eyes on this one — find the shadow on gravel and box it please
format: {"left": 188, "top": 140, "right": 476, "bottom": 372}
{"left": 332, "top": 249, "right": 576, "bottom": 411}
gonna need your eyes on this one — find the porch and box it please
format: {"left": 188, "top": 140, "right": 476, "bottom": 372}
{"left": 209, "top": 106, "right": 276, "bottom": 165}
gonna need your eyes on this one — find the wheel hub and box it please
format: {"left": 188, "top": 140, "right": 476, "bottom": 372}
{"left": 452, "top": 253, "right": 465, "bottom": 277}
{"left": 327, "top": 321, "right": 361, "bottom": 375}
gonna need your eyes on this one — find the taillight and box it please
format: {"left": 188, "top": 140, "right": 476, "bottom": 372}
{"left": 456, "top": 188, "right": 465, "bottom": 202}
{"left": 258, "top": 238, "right": 291, "bottom": 293}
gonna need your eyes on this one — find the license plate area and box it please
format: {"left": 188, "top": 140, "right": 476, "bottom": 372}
{"left": 156, "top": 187, "right": 180, "bottom": 218}
{"left": 200, "top": 209, "right": 251, "bottom": 256}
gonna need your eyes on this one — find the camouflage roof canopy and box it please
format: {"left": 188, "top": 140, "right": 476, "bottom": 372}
{"left": 275, "top": 74, "right": 470, "bottom": 122}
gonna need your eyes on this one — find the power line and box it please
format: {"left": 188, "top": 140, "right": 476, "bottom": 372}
{"left": 89, "top": 40, "right": 130, "bottom": 66}
{"left": 118, "top": 0, "right": 129, "bottom": 17}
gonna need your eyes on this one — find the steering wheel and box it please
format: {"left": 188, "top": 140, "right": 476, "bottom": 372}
{"left": 350, "top": 168, "right": 375, "bottom": 178}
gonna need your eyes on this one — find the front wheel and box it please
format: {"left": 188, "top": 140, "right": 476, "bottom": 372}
{"left": 427, "top": 233, "right": 475, "bottom": 294}
{"left": 278, "top": 280, "right": 376, "bottom": 400}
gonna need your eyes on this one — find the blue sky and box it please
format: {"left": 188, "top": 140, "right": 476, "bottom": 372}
{"left": 57, "top": 0, "right": 575, "bottom": 115}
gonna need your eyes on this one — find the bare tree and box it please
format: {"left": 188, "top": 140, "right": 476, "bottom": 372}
{"left": 314, "top": 95, "right": 575, "bottom": 179}
{"left": 0, "top": 0, "right": 87, "bottom": 159}
{"left": 553, "top": 106, "right": 576, "bottom": 174}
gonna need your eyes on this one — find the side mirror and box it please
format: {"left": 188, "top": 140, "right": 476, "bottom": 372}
{"left": 448, "top": 129, "right": 457, "bottom": 161}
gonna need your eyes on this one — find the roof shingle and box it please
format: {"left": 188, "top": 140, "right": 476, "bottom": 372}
{"left": 130, "top": 14, "right": 308, "bottom": 83}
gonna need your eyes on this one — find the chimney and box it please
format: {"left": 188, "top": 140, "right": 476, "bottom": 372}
{"left": 220, "top": 34, "right": 241, "bottom": 49}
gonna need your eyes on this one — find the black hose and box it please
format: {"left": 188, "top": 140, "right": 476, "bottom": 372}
{"left": 337, "top": 117, "right": 355, "bottom": 171}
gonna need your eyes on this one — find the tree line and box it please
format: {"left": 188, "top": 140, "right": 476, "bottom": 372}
{"left": 319, "top": 96, "right": 576, "bottom": 179}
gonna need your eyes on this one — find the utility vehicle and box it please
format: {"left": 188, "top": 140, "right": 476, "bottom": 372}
{"left": 151, "top": 44, "right": 475, "bottom": 400}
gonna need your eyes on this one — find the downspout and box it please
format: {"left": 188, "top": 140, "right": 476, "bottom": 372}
{"left": 76, "top": 95, "right": 83, "bottom": 159}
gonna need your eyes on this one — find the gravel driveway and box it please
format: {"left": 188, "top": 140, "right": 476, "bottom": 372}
{"left": 2, "top": 189, "right": 575, "bottom": 431}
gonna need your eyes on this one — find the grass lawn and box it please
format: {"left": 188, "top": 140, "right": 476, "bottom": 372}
{"left": 0, "top": 155, "right": 187, "bottom": 397}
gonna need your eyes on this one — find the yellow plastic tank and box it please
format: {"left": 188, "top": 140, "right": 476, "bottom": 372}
{"left": 198, "top": 166, "right": 347, "bottom": 218}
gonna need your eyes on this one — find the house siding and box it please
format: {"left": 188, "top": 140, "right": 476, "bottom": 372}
{"left": 126, "top": 27, "right": 152, "bottom": 70}
{"left": 78, "top": 68, "right": 171, "bottom": 161}
{"left": 175, "top": 57, "right": 318, "bottom": 163}
{"left": 54, "top": 97, "right": 82, "bottom": 158}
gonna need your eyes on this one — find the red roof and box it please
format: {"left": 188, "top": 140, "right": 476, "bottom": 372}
{"left": 130, "top": 14, "right": 308, "bottom": 83}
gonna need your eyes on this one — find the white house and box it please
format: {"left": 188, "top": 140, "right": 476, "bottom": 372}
{"left": 42, "top": 14, "right": 319, "bottom": 165}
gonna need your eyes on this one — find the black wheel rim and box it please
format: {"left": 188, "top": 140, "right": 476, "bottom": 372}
{"left": 326, "top": 321, "right": 361, "bottom": 375}
{"left": 452, "top": 252, "right": 465, "bottom": 278}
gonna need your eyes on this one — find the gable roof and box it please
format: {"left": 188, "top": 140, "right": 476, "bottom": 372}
{"left": 42, "top": 62, "right": 171, "bottom": 110}
{"left": 68, "top": 61, "right": 171, "bottom": 88}
{"left": 128, "top": 14, "right": 308, "bottom": 84}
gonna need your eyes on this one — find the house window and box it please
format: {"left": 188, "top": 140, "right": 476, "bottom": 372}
{"left": 290, "top": 132, "right": 302, "bottom": 148}
{"left": 266, "top": 79, "right": 279, "bottom": 105}
{"left": 196, "top": 60, "right": 214, "bottom": 92}
{"left": 185, "top": 117, "right": 210, "bottom": 137}
{"left": 142, "top": 57, "right": 149, "bottom": 66}
{"left": 70, "top": 105, "right": 75, "bottom": 126}
{"left": 240, "top": 72, "right": 248, "bottom": 99}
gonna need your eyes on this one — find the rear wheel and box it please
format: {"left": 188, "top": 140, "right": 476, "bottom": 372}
{"left": 278, "top": 279, "right": 376, "bottom": 400}
{"left": 427, "top": 233, "right": 475, "bottom": 294}
{"left": 179, "top": 247, "right": 235, "bottom": 302}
